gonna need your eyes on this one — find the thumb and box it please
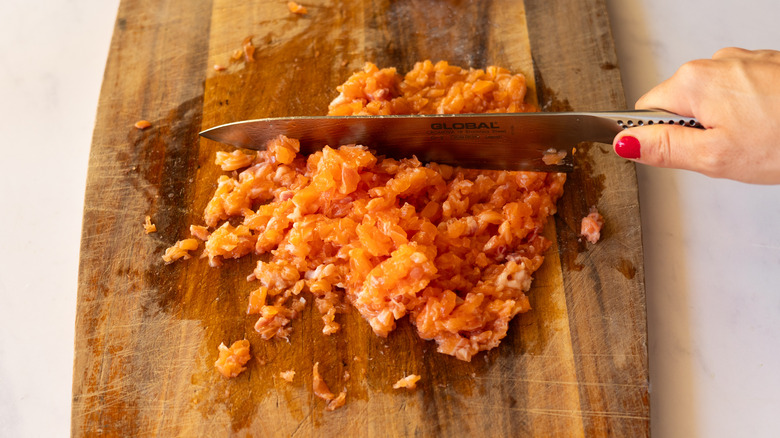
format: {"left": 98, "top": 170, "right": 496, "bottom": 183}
{"left": 612, "top": 124, "right": 715, "bottom": 174}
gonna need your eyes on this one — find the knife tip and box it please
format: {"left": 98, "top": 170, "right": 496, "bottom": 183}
{"left": 198, "top": 126, "right": 217, "bottom": 141}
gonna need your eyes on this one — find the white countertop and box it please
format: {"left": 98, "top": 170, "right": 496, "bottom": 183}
{"left": 1, "top": 1, "right": 778, "bottom": 436}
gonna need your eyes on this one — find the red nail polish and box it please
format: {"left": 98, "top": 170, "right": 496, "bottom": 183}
{"left": 615, "top": 135, "right": 641, "bottom": 159}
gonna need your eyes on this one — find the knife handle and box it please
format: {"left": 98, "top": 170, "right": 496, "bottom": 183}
{"left": 591, "top": 109, "right": 703, "bottom": 131}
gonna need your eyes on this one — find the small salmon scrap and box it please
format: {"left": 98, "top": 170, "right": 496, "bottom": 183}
{"left": 392, "top": 374, "right": 421, "bottom": 390}
{"left": 541, "top": 148, "right": 567, "bottom": 165}
{"left": 288, "top": 1, "right": 307, "bottom": 14}
{"left": 162, "top": 238, "right": 198, "bottom": 264}
{"left": 143, "top": 215, "right": 157, "bottom": 234}
{"left": 580, "top": 207, "right": 604, "bottom": 244}
{"left": 134, "top": 120, "right": 151, "bottom": 130}
{"left": 312, "top": 362, "right": 346, "bottom": 411}
{"left": 280, "top": 370, "right": 296, "bottom": 382}
{"left": 327, "top": 391, "right": 347, "bottom": 411}
{"left": 242, "top": 36, "right": 255, "bottom": 63}
{"left": 214, "top": 339, "right": 251, "bottom": 378}
{"left": 189, "top": 225, "right": 210, "bottom": 241}
{"left": 215, "top": 149, "right": 254, "bottom": 171}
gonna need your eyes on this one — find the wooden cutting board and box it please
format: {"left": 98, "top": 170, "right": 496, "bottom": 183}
{"left": 72, "top": 0, "right": 649, "bottom": 436}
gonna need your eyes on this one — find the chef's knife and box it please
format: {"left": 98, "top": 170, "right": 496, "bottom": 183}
{"left": 200, "top": 110, "right": 701, "bottom": 172}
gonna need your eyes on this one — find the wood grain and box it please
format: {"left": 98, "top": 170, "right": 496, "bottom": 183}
{"left": 72, "top": 0, "right": 649, "bottom": 436}
{"left": 525, "top": 1, "right": 649, "bottom": 436}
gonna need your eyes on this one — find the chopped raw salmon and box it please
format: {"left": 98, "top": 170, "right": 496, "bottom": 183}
{"left": 327, "top": 391, "right": 347, "bottom": 411}
{"left": 288, "top": 1, "right": 307, "bottom": 14}
{"left": 143, "top": 215, "right": 156, "bottom": 234}
{"left": 542, "top": 149, "right": 567, "bottom": 165}
{"left": 161, "top": 238, "right": 198, "bottom": 264}
{"left": 171, "top": 61, "right": 566, "bottom": 364}
{"left": 312, "top": 362, "right": 334, "bottom": 401}
{"left": 214, "top": 339, "right": 251, "bottom": 378}
{"left": 581, "top": 207, "right": 604, "bottom": 244}
{"left": 392, "top": 374, "right": 421, "bottom": 390}
{"left": 242, "top": 36, "right": 255, "bottom": 63}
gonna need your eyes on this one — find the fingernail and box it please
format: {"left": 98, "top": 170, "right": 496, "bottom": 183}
{"left": 615, "top": 135, "right": 641, "bottom": 159}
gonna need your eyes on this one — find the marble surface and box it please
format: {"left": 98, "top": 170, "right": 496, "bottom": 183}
{"left": 0, "top": 0, "right": 778, "bottom": 436}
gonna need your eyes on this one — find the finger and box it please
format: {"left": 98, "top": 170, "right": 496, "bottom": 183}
{"left": 635, "top": 79, "right": 694, "bottom": 116}
{"left": 612, "top": 124, "right": 721, "bottom": 175}
{"left": 634, "top": 60, "right": 712, "bottom": 117}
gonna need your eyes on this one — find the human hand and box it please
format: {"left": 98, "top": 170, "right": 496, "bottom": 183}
{"left": 612, "top": 48, "right": 780, "bottom": 184}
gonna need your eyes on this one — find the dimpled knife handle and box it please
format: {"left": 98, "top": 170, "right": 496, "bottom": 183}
{"left": 592, "top": 109, "right": 702, "bottom": 131}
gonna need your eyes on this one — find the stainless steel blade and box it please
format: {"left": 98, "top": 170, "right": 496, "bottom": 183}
{"left": 200, "top": 110, "right": 700, "bottom": 172}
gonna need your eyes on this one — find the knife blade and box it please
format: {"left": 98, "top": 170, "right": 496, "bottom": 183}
{"left": 199, "top": 110, "right": 701, "bottom": 172}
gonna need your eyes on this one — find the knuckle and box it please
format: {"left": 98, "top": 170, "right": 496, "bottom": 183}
{"left": 654, "top": 128, "right": 675, "bottom": 167}
{"left": 676, "top": 59, "right": 708, "bottom": 78}
{"left": 712, "top": 46, "right": 746, "bottom": 59}
{"left": 654, "top": 127, "right": 726, "bottom": 175}
{"left": 698, "top": 147, "right": 729, "bottom": 176}
{"left": 746, "top": 49, "right": 780, "bottom": 63}
{"left": 671, "top": 59, "right": 719, "bottom": 93}
{"left": 759, "top": 49, "right": 780, "bottom": 61}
